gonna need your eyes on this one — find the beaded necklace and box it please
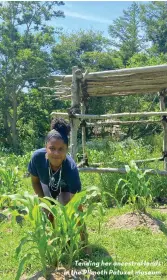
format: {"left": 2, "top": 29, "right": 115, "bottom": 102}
{"left": 48, "top": 162, "right": 62, "bottom": 198}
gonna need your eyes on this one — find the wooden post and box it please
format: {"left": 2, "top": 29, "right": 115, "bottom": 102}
{"left": 81, "top": 69, "right": 89, "bottom": 164}
{"left": 69, "top": 66, "right": 82, "bottom": 161}
{"left": 159, "top": 90, "right": 167, "bottom": 170}
{"left": 81, "top": 102, "right": 87, "bottom": 162}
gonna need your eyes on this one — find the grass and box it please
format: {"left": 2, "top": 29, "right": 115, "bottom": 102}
{"left": 76, "top": 206, "right": 167, "bottom": 280}
{"left": 0, "top": 221, "right": 42, "bottom": 280}
{"left": 1, "top": 204, "right": 167, "bottom": 279}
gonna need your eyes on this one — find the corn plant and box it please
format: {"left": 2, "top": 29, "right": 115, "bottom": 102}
{"left": 85, "top": 185, "right": 119, "bottom": 231}
{"left": 1, "top": 192, "right": 61, "bottom": 279}
{"left": 40, "top": 192, "right": 87, "bottom": 269}
{"left": 0, "top": 166, "right": 23, "bottom": 195}
{"left": 1, "top": 188, "right": 104, "bottom": 280}
{"left": 17, "top": 152, "right": 33, "bottom": 175}
{"left": 115, "top": 161, "right": 153, "bottom": 213}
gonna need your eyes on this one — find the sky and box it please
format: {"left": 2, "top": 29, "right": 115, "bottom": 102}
{"left": 54, "top": 1, "right": 134, "bottom": 37}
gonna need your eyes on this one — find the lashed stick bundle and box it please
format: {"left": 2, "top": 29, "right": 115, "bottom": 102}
{"left": 51, "top": 64, "right": 167, "bottom": 97}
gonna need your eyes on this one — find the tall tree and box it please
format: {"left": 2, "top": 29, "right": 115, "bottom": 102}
{"left": 51, "top": 29, "right": 123, "bottom": 120}
{"left": 52, "top": 30, "right": 113, "bottom": 74}
{"left": 108, "top": 2, "right": 143, "bottom": 65}
{"left": 140, "top": 1, "right": 167, "bottom": 54}
{"left": 16, "top": 88, "right": 69, "bottom": 152}
{"left": 0, "top": 1, "right": 64, "bottom": 152}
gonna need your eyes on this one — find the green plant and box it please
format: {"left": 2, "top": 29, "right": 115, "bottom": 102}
{"left": 1, "top": 189, "right": 104, "bottom": 279}
{"left": 115, "top": 161, "right": 153, "bottom": 213}
{"left": 0, "top": 166, "right": 23, "bottom": 195}
{"left": 0, "top": 152, "right": 33, "bottom": 173}
{"left": 1, "top": 193, "right": 61, "bottom": 279}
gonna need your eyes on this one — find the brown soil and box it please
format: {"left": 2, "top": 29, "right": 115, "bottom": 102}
{"left": 106, "top": 210, "right": 167, "bottom": 234}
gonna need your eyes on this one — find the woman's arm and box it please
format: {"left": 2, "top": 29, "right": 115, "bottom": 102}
{"left": 31, "top": 174, "right": 54, "bottom": 222}
{"left": 30, "top": 174, "right": 44, "bottom": 198}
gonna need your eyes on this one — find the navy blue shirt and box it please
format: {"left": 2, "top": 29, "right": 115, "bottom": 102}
{"left": 28, "top": 148, "right": 81, "bottom": 198}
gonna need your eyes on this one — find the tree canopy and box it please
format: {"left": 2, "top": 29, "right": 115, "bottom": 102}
{"left": 108, "top": 2, "right": 143, "bottom": 65}
{"left": 0, "top": 1, "right": 64, "bottom": 152}
{"left": 0, "top": 1, "right": 167, "bottom": 153}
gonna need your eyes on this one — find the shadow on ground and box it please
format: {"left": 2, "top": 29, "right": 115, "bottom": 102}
{"left": 21, "top": 244, "right": 129, "bottom": 280}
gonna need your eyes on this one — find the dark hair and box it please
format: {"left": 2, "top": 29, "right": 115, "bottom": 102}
{"left": 45, "top": 118, "right": 71, "bottom": 146}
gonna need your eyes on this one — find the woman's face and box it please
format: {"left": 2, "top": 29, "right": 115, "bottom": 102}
{"left": 46, "top": 138, "right": 68, "bottom": 168}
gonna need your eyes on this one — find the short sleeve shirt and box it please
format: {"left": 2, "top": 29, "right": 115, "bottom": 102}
{"left": 28, "top": 148, "right": 81, "bottom": 198}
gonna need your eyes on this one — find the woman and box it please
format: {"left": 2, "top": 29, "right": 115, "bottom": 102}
{"left": 28, "top": 118, "right": 88, "bottom": 249}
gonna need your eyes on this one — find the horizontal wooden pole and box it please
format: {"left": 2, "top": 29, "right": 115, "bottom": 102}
{"left": 54, "top": 88, "right": 71, "bottom": 92}
{"left": 87, "top": 64, "right": 167, "bottom": 79}
{"left": 54, "top": 86, "right": 71, "bottom": 89}
{"left": 39, "top": 87, "right": 56, "bottom": 90}
{"left": 87, "top": 86, "right": 167, "bottom": 96}
{"left": 50, "top": 64, "right": 167, "bottom": 83}
{"left": 44, "top": 91, "right": 70, "bottom": 96}
{"left": 51, "top": 112, "right": 69, "bottom": 118}
{"left": 88, "top": 90, "right": 159, "bottom": 96}
{"left": 44, "top": 95, "right": 58, "bottom": 98}
{"left": 87, "top": 81, "right": 167, "bottom": 89}
{"left": 87, "top": 87, "right": 167, "bottom": 94}
{"left": 55, "top": 95, "right": 71, "bottom": 100}
{"left": 78, "top": 167, "right": 167, "bottom": 176}
{"left": 51, "top": 111, "right": 167, "bottom": 120}
{"left": 88, "top": 157, "right": 163, "bottom": 167}
{"left": 50, "top": 74, "right": 72, "bottom": 82}
{"left": 86, "top": 120, "right": 160, "bottom": 126}
{"left": 54, "top": 91, "right": 70, "bottom": 95}
{"left": 88, "top": 162, "right": 115, "bottom": 167}
{"left": 90, "top": 158, "right": 163, "bottom": 167}
{"left": 87, "top": 87, "right": 167, "bottom": 95}
{"left": 88, "top": 86, "right": 167, "bottom": 92}
{"left": 88, "top": 73, "right": 167, "bottom": 84}
{"left": 135, "top": 157, "right": 163, "bottom": 163}
{"left": 44, "top": 94, "right": 71, "bottom": 99}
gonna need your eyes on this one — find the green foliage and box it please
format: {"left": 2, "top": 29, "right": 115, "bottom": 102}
{"left": 80, "top": 137, "right": 167, "bottom": 207}
{"left": 0, "top": 1, "right": 64, "bottom": 152}
{"left": 80, "top": 50, "right": 123, "bottom": 72}
{"left": 0, "top": 151, "right": 32, "bottom": 175}
{"left": 128, "top": 52, "right": 167, "bottom": 68}
{"left": 52, "top": 30, "right": 110, "bottom": 74}
{"left": 1, "top": 1, "right": 167, "bottom": 152}
{"left": 17, "top": 88, "right": 70, "bottom": 153}
{"left": 1, "top": 189, "right": 104, "bottom": 279}
{"left": 115, "top": 162, "right": 153, "bottom": 213}
{"left": 86, "top": 138, "right": 154, "bottom": 167}
{"left": 140, "top": 1, "right": 167, "bottom": 54}
{"left": 0, "top": 167, "right": 23, "bottom": 195}
{"left": 108, "top": 2, "right": 143, "bottom": 65}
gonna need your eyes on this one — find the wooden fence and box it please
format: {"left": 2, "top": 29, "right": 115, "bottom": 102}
{"left": 49, "top": 65, "right": 167, "bottom": 175}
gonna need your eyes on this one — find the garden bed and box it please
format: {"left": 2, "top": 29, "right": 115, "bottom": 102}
{"left": 106, "top": 210, "right": 167, "bottom": 233}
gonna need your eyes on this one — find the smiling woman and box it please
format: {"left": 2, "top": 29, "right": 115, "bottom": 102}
{"left": 28, "top": 118, "right": 81, "bottom": 205}
{"left": 28, "top": 118, "right": 89, "bottom": 251}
